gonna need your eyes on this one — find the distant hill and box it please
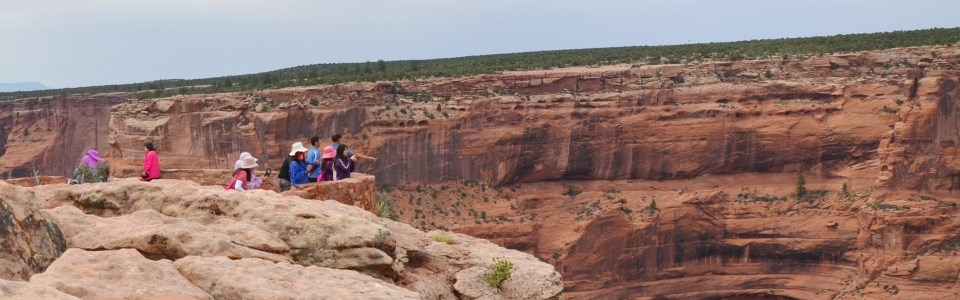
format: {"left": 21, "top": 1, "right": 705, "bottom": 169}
{"left": 2, "top": 27, "right": 960, "bottom": 101}
{"left": 0, "top": 82, "right": 47, "bottom": 92}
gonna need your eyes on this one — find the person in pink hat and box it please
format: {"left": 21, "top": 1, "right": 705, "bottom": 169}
{"left": 318, "top": 145, "right": 336, "bottom": 182}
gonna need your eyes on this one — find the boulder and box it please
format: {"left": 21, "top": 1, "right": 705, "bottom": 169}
{"left": 0, "top": 182, "right": 66, "bottom": 280}
{"left": 43, "top": 206, "right": 287, "bottom": 262}
{"left": 30, "top": 248, "right": 211, "bottom": 300}
{"left": 174, "top": 256, "right": 418, "bottom": 300}
{"left": 0, "top": 278, "right": 78, "bottom": 300}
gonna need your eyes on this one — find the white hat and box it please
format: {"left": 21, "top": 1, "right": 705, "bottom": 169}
{"left": 238, "top": 156, "right": 259, "bottom": 169}
{"left": 289, "top": 142, "right": 309, "bottom": 156}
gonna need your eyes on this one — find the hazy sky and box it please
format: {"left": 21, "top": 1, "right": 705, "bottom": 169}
{"left": 1, "top": 0, "right": 958, "bottom": 89}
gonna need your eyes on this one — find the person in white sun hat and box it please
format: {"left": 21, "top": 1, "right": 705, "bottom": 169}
{"left": 288, "top": 142, "right": 310, "bottom": 186}
{"left": 226, "top": 154, "right": 259, "bottom": 192}
{"left": 234, "top": 152, "right": 264, "bottom": 189}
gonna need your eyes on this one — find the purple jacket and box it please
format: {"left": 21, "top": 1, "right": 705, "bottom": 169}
{"left": 333, "top": 158, "right": 354, "bottom": 181}
{"left": 80, "top": 150, "right": 103, "bottom": 169}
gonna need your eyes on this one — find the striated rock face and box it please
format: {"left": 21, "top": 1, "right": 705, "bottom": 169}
{"left": 0, "top": 182, "right": 66, "bottom": 281}
{"left": 0, "top": 46, "right": 942, "bottom": 195}
{"left": 0, "top": 94, "right": 124, "bottom": 178}
{"left": 0, "top": 178, "right": 562, "bottom": 299}
{"left": 382, "top": 171, "right": 960, "bottom": 299}
{"left": 1, "top": 47, "right": 957, "bottom": 194}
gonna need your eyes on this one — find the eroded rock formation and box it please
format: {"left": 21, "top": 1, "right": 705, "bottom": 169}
{"left": 0, "top": 178, "right": 562, "bottom": 299}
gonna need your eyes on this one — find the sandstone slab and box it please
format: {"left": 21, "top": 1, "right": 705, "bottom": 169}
{"left": 42, "top": 206, "right": 288, "bottom": 262}
{"left": 30, "top": 248, "right": 211, "bottom": 300}
{"left": 174, "top": 256, "right": 418, "bottom": 300}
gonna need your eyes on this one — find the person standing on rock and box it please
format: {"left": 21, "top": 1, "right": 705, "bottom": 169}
{"left": 227, "top": 155, "right": 258, "bottom": 191}
{"left": 234, "top": 152, "right": 264, "bottom": 189}
{"left": 306, "top": 136, "right": 322, "bottom": 182}
{"left": 288, "top": 142, "right": 310, "bottom": 186}
{"left": 277, "top": 153, "right": 293, "bottom": 192}
{"left": 332, "top": 144, "right": 355, "bottom": 181}
{"left": 319, "top": 145, "right": 335, "bottom": 182}
{"left": 331, "top": 133, "right": 376, "bottom": 162}
{"left": 141, "top": 142, "right": 160, "bottom": 181}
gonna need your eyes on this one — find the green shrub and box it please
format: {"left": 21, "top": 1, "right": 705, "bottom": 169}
{"left": 646, "top": 199, "right": 660, "bottom": 215}
{"left": 484, "top": 258, "right": 514, "bottom": 288}
{"left": 375, "top": 193, "right": 394, "bottom": 220}
{"left": 431, "top": 233, "right": 455, "bottom": 244}
{"left": 95, "top": 162, "right": 110, "bottom": 181}
{"left": 561, "top": 186, "right": 582, "bottom": 197}
{"left": 795, "top": 173, "right": 807, "bottom": 201}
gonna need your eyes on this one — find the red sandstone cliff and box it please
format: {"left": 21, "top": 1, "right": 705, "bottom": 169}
{"left": 2, "top": 46, "right": 960, "bottom": 299}
{"left": 34, "top": 46, "right": 951, "bottom": 196}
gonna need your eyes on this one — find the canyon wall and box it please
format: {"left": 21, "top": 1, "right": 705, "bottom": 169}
{"left": 3, "top": 46, "right": 948, "bottom": 195}
{"left": 2, "top": 46, "right": 960, "bottom": 299}
{"left": 0, "top": 94, "right": 124, "bottom": 178}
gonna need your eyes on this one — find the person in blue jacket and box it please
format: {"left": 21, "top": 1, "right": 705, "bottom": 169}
{"left": 288, "top": 142, "right": 310, "bottom": 186}
{"left": 305, "top": 135, "right": 322, "bottom": 182}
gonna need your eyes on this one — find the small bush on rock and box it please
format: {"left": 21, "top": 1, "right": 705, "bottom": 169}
{"left": 376, "top": 193, "right": 394, "bottom": 220}
{"left": 484, "top": 258, "right": 514, "bottom": 289}
{"left": 431, "top": 233, "right": 455, "bottom": 244}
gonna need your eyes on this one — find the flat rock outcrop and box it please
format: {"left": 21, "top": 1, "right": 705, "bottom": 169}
{"left": 30, "top": 248, "right": 212, "bottom": 300}
{"left": 175, "top": 256, "right": 419, "bottom": 300}
{"left": 0, "top": 178, "right": 562, "bottom": 299}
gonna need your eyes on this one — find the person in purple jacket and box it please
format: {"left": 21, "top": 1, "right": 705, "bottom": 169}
{"left": 332, "top": 144, "right": 355, "bottom": 181}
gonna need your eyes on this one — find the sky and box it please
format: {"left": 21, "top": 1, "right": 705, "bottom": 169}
{"left": 1, "top": 0, "right": 958, "bottom": 89}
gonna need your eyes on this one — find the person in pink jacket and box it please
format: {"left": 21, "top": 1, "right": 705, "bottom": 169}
{"left": 141, "top": 142, "right": 160, "bottom": 181}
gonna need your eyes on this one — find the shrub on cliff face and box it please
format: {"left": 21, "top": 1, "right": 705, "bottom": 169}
{"left": 484, "top": 258, "right": 514, "bottom": 289}
{"left": 795, "top": 173, "right": 807, "bottom": 201}
{"left": 561, "top": 186, "right": 582, "bottom": 197}
{"left": 431, "top": 233, "right": 455, "bottom": 244}
{"left": 375, "top": 193, "right": 395, "bottom": 220}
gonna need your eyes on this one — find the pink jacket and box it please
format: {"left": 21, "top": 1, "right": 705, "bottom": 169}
{"left": 143, "top": 150, "right": 160, "bottom": 180}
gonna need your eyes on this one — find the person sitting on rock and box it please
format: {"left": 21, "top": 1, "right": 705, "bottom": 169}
{"left": 141, "top": 142, "right": 160, "bottom": 181}
{"left": 234, "top": 152, "right": 264, "bottom": 189}
{"left": 71, "top": 149, "right": 109, "bottom": 184}
{"left": 288, "top": 142, "right": 310, "bottom": 186}
{"left": 277, "top": 153, "right": 293, "bottom": 192}
{"left": 332, "top": 144, "right": 355, "bottom": 181}
{"left": 227, "top": 155, "right": 258, "bottom": 192}
{"left": 318, "top": 145, "right": 335, "bottom": 182}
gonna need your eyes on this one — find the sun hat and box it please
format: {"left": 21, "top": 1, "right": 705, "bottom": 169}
{"left": 289, "top": 142, "right": 309, "bottom": 156}
{"left": 321, "top": 146, "right": 336, "bottom": 159}
{"left": 235, "top": 152, "right": 258, "bottom": 170}
{"left": 238, "top": 156, "right": 258, "bottom": 169}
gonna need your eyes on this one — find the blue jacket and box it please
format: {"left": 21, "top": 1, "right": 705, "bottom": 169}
{"left": 289, "top": 159, "right": 309, "bottom": 186}
{"left": 306, "top": 146, "right": 321, "bottom": 179}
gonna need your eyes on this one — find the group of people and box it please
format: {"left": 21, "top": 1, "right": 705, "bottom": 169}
{"left": 72, "top": 134, "right": 372, "bottom": 194}
{"left": 272, "top": 133, "right": 373, "bottom": 192}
